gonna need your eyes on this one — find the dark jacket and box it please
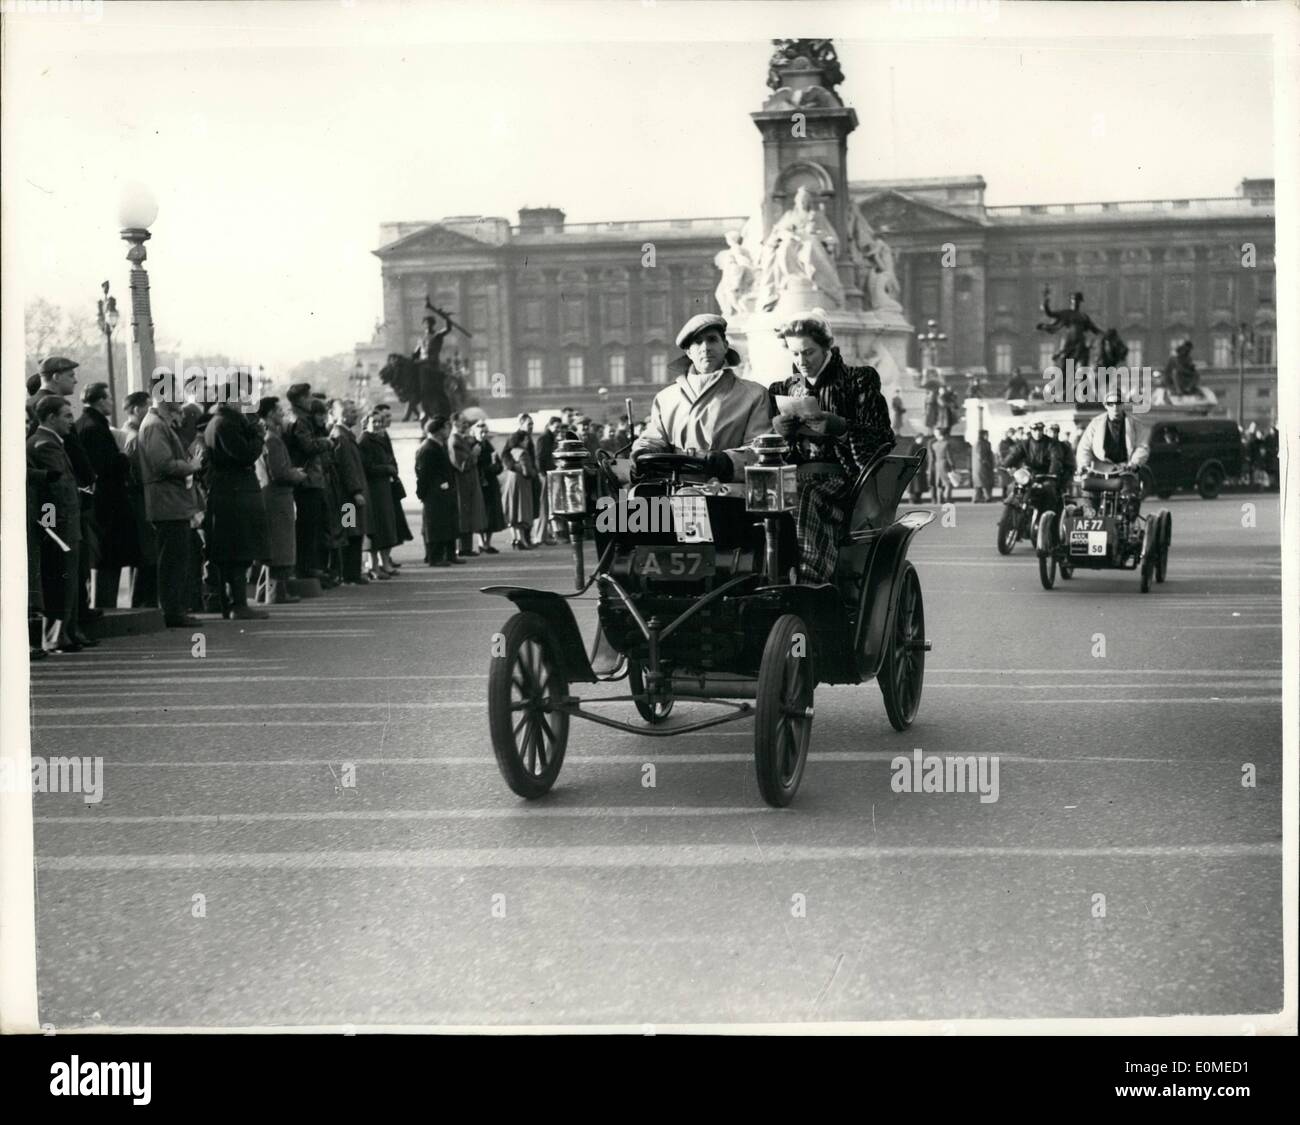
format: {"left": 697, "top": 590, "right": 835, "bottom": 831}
{"left": 331, "top": 423, "right": 370, "bottom": 540}
{"left": 767, "top": 350, "right": 895, "bottom": 476}
{"left": 1002, "top": 436, "right": 1062, "bottom": 477}
{"left": 416, "top": 436, "right": 458, "bottom": 542}
{"left": 358, "top": 429, "right": 400, "bottom": 550}
{"left": 75, "top": 408, "right": 138, "bottom": 567}
{"left": 256, "top": 428, "right": 303, "bottom": 567}
{"left": 203, "top": 405, "right": 270, "bottom": 563}
{"left": 26, "top": 426, "right": 81, "bottom": 545}
{"left": 284, "top": 407, "right": 330, "bottom": 490}
{"left": 30, "top": 389, "right": 96, "bottom": 488}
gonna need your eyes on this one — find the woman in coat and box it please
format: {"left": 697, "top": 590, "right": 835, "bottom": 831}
{"left": 450, "top": 412, "right": 488, "bottom": 557}
{"left": 311, "top": 397, "right": 345, "bottom": 587}
{"left": 416, "top": 415, "right": 460, "bottom": 566}
{"left": 254, "top": 396, "right": 306, "bottom": 604}
{"left": 474, "top": 418, "right": 505, "bottom": 554}
{"left": 375, "top": 407, "right": 415, "bottom": 552}
{"left": 358, "top": 410, "right": 400, "bottom": 579}
{"left": 499, "top": 429, "right": 537, "bottom": 549}
{"left": 203, "top": 402, "right": 271, "bottom": 619}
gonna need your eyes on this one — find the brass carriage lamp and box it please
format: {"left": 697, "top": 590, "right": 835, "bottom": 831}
{"left": 744, "top": 433, "right": 797, "bottom": 513}
{"left": 549, "top": 438, "right": 590, "bottom": 516}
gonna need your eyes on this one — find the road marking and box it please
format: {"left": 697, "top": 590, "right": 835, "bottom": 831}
{"left": 31, "top": 695, "right": 1281, "bottom": 717}
{"left": 34, "top": 842, "right": 1283, "bottom": 871}
{"left": 34, "top": 806, "right": 774, "bottom": 825}
{"left": 38, "top": 752, "right": 1265, "bottom": 768}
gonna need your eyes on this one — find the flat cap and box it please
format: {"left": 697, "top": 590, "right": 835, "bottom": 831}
{"left": 38, "top": 356, "right": 79, "bottom": 377}
{"left": 675, "top": 314, "right": 728, "bottom": 350}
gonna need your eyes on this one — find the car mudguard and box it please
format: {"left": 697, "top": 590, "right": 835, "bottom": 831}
{"left": 481, "top": 586, "right": 598, "bottom": 683}
{"left": 854, "top": 510, "right": 934, "bottom": 679}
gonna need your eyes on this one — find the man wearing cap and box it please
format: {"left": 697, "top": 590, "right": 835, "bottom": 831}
{"left": 1076, "top": 394, "right": 1149, "bottom": 516}
{"left": 1001, "top": 419, "right": 1064, "bottom": 515}
{"left": 767, "top": 315, "right": 895, "bottom": 582}
{"left": 631, "top": 314, "right": 771, "bottom": 481}
{"left": 1047, "top": 422, "right": 1076, "bottom": 488}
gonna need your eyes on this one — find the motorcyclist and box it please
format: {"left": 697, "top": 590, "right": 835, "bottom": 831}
{"left": 1048, "top": 422, "right": 1075, "bottom": 488}
{"left": 1000, "top": 419, "right": 1064, "bottom": 515}
{"left": 1075, "top": 391, "right": 1149, "bottom": 516}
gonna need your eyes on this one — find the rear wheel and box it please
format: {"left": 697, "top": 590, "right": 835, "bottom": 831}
{"left": 1037, "top": 517, "right": 1057, "bottom": 590}
{"left": 1197, "top": 464, "right": 1225, "bottom": 499}
{"left": 629, "top": 658, "right": 673, "bottom": 723}
{"left": 878, "top": 563, "right": 927, "bottom": 731}
{"left": 997, "top": 507, "right": 1018, "bottom": 555}
{"left": 1156, "top": 511, "right": 1171, "bottom": 582}
{"left": 488, "top": 612, "right": 570, "bottom": 798}
{"left": 754, "top": 614, "right": 814, "bottom": 808}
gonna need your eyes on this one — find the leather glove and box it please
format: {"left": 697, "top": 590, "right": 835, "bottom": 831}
{"left": 704, "top": 451, "right": 735, "bottom": 482}
{"left": 772, "top": 414, "right": 800, "bottom": 441}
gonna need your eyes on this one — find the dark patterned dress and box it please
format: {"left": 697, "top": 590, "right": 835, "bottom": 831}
{"left": 767, "top": 349, "right": 895, "bottom": 582}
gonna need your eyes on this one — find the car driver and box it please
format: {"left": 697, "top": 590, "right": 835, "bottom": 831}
{"left": 631, "top": 314, "right": 771, "bottom": 480}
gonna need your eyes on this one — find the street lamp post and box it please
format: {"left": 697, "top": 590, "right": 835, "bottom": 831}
{"left": 1232, "top": 321, "right": 1255, "bottom": 424}
{"left": 916, "top": 318, "right": 947, "bottom": 382}
{"left": 118, "top": 183, "right": 159, "bottom": 396}
{"left": 95, "top": 280, "right": 120, "bottom": 423}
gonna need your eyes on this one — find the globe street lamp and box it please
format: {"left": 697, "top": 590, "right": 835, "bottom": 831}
{"left": 118, "top": 182, "right": 159, "bottom": 396}
{"left": 95, "top": 280, "right": 120, "bottom": 423}
{"left": 916, "top": 317, "right": 947, "bottom": 381}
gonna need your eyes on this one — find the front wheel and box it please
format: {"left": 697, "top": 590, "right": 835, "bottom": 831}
{"left": 1156, "top": 510, "right": 1171, "bottom": 582}
{"left": 488, "top": 611, "right": 570, "bottom": 798}
{"left": 997, "top": 507, "right": 1018, "bottom": 555}
{"left": 878, "top": 562, "right": 927, "bottom": 731}
{"left": 629, "top": 658, "right": 673, "bottom": 723}
{"left": 1037, "top": 517, "right": 1057, "bottom": 590}
{"left": 1139, "top": 552, "right": 1154, "bottom": 593}
{"left": 754, "top": 614, "right": 815, "bottom": 808}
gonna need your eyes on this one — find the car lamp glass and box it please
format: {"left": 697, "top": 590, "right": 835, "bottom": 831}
{"left": 745, "top": 434, "right": 797, "bottom": 513}
{"left": 549, "top": 438, "right": 589, "bottom": 516}
{"left": 1013, "top": 467, "right": 1032, "bottom": 486}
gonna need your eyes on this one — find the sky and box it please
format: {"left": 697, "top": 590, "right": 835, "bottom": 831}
{"left": 1, "top": 0, "right": 1283, "bottom": 374}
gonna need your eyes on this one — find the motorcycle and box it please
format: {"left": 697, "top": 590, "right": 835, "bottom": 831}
{"left": 997, "top": 469, "right": 1059, "bottom": 555}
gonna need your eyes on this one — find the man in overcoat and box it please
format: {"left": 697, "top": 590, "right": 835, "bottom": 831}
{"left": 416, "top": 415, "right": 459, "bottom": 566}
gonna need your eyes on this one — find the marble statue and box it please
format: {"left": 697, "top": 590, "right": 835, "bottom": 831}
{"left": 755, "top": 186, "right": 845, "bottom": 311}
{"left": 714, "top": 231, "right": 756, "bottom": 318}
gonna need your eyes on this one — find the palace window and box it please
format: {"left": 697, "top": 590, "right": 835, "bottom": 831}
{"left": 1038, "top": 340, "right": 1055, "bottom": 371}
{"left": 1257, "top": 273, "right": 1274, "bottom": 304}
{"left": 470, "top": 296, "right": 489, "bottom": 330}
{"left": 1255, "top": 331, "right": 1274, "bottom": 366}
{"left": 1123, "top": 276, "right": 1148, "bottom": 313}
{"left": 992, "top": 281, "right": 1015, "bottom": 314}
{"left": 563, "top": 296, "right": 585, "bottom": 332}
{"left": 1165, "top": 277, "right": 1192, "bottom": 314}
{"left": 604, "top": 295, "right": 627, "bottom": 328}
{"left": 608, "top": 352, "right": 626, "bottom": 385}
{"left": 526, "top": 356, "right": 543, "bottom": 388}
{"left": 646, "top": 293, "right": 668, "bottom": 328}
{"left": 1211, "top": 275, "right": 1234, "bottom": 310}
{"left": 993, "top": 342, "right": 1013, "bottom": 375}
{"left": 650, "top": 352, "right": 668, "bottom": 383}
{"left": 1212, "top": 334, "right": 1232, "bottom": 368}
{"left": 472, "top": 357, "right": 489, "bottom": 389}
{"left": 919, "top": 280, "right": 940, "bottom": 319}
{"left": 1125, "top": 339, "right": 1144, "bottom": 370}
{"left": 567, "top": 355, "right": 584, "bottom": 386}
{"left": 523, "top": 299, "right": 543, "bottom": 332}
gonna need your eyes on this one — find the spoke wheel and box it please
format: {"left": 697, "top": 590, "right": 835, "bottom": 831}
{"left": 1036, "top": 517, "right": 1057, "bottom": 590}
{"left": 754, "top": 614, "right": 815, "bottom": 808}
{"left": 629, "top": 658, "right": 674, "bottom": 724}
{"left": 878, "top": 563, "right": 927, "bottom": 732}
{"left": 488, "top": 611, "right": 570, "bottom": 798}
{"left": 996, "top": 508, "right": 1018, "bottom": 555}
{"left": 1139, "top": 552, "right": 1154, "bottom": 593}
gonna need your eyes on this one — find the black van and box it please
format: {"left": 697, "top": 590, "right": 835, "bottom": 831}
{"left": 1141, "top": 418, "right": 1243, "bottom": 499}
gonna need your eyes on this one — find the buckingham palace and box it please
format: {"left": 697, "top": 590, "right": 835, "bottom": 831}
{"left": 365, "top": 175, "right": 1277, "bottom": 423}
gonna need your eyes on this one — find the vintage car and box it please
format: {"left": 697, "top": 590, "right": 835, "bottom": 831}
{"left": 1036, "top": 464, "right": 1171, "bottom": 592}
{"left": 482, "top": 434, "right": 933, "bottom": 807}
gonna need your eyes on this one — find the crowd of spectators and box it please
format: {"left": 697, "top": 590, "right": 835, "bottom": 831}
{"left": 24, "top": 360, "right": 648, "bottom": 658}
